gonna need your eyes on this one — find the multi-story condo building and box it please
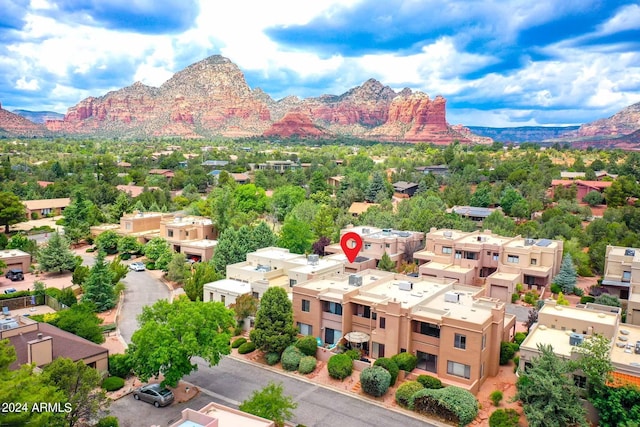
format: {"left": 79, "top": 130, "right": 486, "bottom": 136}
{"left": 324, "top": 226, "right": 425, "bottom": 273}
{"left": 602, "top": 245, "right": 640, "bottom": 325}
{"left": 414, "top": 228, "right": 563, "bottom": 302}
{"left": 519, "top": 300, "right": 640, "bottom": 388}
{"left": 203, "top": 247, "right": 344, "bottom": 306}
{"left": 292, "top": 270, "right": 516, "bottom": 394}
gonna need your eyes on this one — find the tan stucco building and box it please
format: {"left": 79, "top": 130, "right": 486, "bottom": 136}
{"left": 602, "top": 245, "right": 640, "bottom": 325}
{"left": 0, "top": 249, "right": 31, "bottom": 273}
{"left": 414, "top": 228, "right": 563, "bottom": 302}
{"left": 292, "top": 270, "right": 516, "bottom": 394}
{"left": 22, "top": 198, "right": 70, "bottom": 219}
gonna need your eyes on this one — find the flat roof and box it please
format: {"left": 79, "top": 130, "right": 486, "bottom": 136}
{"left": 250, "top": 248, "right": 301, "bottom": 261}
{"left": 358, "top": 277, "right": 456, "bottom": 309}
{"left": 164, "top": 216, "right": 212, "bottom": 226}
{"left": 611, "top": 324, "right": 640, "bottom": 369}
{"left": 428, "top": 229, "right": 467, "bottom": 240}
{"left": 181, "top": 240, "right": 218, "bottom": 248}
{"left": 287, "top": 258, "right": 343, "bottom": 274}
{"left": 539, "top": 304, "right": 618, "bottom": 327}
{"left": 416, "top": 286, "right": 495, "bottom": 323}
{"left": 522, "top": 326, "right": 577, "bottom": 357}
{"left": 421, "top": 261, "right": 474, "bottom": 274}
{"left": 504, "top": 238, "right": 560, "bottom": 250}
{"left": 457, "top": 233, "right": 512, "bottom": 246}
{"left": 203, "top": 279, "right": 251, "bottom": 294}
{"left": 0, "top": 249, "right": 30, "bottom": 259}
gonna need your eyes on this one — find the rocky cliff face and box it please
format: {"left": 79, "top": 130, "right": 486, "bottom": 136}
{"left": 575, "top": 102, "right": 640, "bottom": 137}
{"left": 38, "top": 55, "right": 473, "bottom": 143}
{"left": 0, "top": 102, "right": 48, "bottom": 137}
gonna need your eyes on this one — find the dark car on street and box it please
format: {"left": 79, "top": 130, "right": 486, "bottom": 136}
{"left": 5, "top": 269, "right": 24, "bottom": 281}
{"left": 132, "top": 384, "right": 174, "bottom": 407}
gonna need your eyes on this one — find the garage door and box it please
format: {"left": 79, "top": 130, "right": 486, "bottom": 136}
{"left": 490, "top": 285, "right": 509, "bottom": 302}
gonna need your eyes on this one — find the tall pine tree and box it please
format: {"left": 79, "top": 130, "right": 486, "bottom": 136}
{"left": 82, "top": 251, "right": 115, "bottom": 312}
{"left": 38, "top": 232, "right": 77, "bottom": 273}
{"left": 552, "top": 254, "right": 577, "bottom": 293}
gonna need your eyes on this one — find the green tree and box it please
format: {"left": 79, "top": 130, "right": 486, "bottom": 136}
{"left": 0, "top": 191, "right": 25, "bottom": 233}
{"left": 41, "top": 357, "right": 109, "bottom": 427}
{"left": 108, "top": 191, "right": 132, "bottom": 223}
{"left": 183, "top": 261, "right": 220, "bottom": 301}
{"left": 594, "top": 293, "right": 622, "bottom": 308}
{"left": 604, "top": 180, "right": 626, "bottom": 207}
{"left": 499, "top": 187, "right": 525, "bottom": 217}
{"left": 234, "top": 184, "right": 268, "bottom": 214}
{"left": 230, "top": 293, "right": 259, "bottom": 326}
{"left": 552, "top": 254, "right": 577, "bottom": 293}
{"left": 309, "top": 170, "right": 328, "bottom": 194}
{"left": 592, "top": 385, "right": 640, "bottom": 427}
{"left": 277, "top": 216, "right": 313, "bottom": 254}
{"left": 470, "top": 181, "right": 492, "bottom": 207}
{"left": 239, "top": 382, "right": 297, "bottom": 427}
{"left": 571, "top": 334, "right": 613, "bottom": 397}
{"left": 311, "top": 205, "right": 335, "bottom": 240}
{"left": 483, "top": 211, "right": 516, "bottom": 236}
{"left": 271, "top": 185, "right": 306, "bottom": 222}
{"left": 515, "top": 344, "right": 588, "bottom": 427}
{"left": 250, "top": 287, "right": 297, "bottom": 354}
{"left": 251, "top": 221, "right": 277, "bottom": 249}
{"left": 166, "top": 252, "right": 188, "bottom": 283}
{"left": 38, "top": 232, "right": 78, "bottom": 273}
{"left": 0, "top": 340, "right": 66, "bottom": 426}
{"left": 143, "top": 237, "right": 172, "bottom": 270}
{"left": 6, "top": 233, "right": 38, "bottom": 256}
{"left": 117, "top": 235, "right": 142, "bottom": 256}
{"left": 82, "top": 251, "right": 115, "bottom": 312}
{"left": 127, "top": 296, "right": 235, "bottom": 387}
{"left": 212, "top": 227, "right": 253, "bottom": 275}
{"left": 95, "top": 230, "right": 120, "bottom": 254}
{"left": 377, "top": 252, "right": 396, "bottom": 272}
{"left": 367, "top": 171, "right": 389, "bottom": 202}
{"left": 49, "top": 303, "right": 105, "bottom": 344}
{"left": 583, "top": 190, "right": 605, "bottom": 206}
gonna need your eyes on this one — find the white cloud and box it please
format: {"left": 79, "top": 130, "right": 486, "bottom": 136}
{"left": 15, "top": 77, "right": 39, "bottom": 90}
{"left": 598, "top": 4, "right": 640, "bottom": 35}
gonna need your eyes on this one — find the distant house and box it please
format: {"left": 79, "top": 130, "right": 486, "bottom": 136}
{"left": 253, "top": 160, "right": 299, "bottom": 173}
{"left": 392, "top": 181, "right": 419, "bottom": 197}
{"left": 560, "top": 170, "right": 618, "bottom": 181}
{"left": 348, "top": 202, "right": 379, "bottom": 216}
{"left": 23, "top": 197, "right": 70, "bottom": 219}
{"left": 550, "top": 179, "right": 612, "bottom": 201}
{"left": 449, "top": 206, "right": 500, "bottom": 225}
{"left": 116, "top": 184, "right": 160, "bottom": 198}
{"left": 416, "top": 165, "right": 449, "bottom": 176}
{"left": 36, "top": 181, "right": 54, "bottom": 188}
{"left": 327, "top": 175, "right": 345, "bottom": 190}
{"left": 2, "top": 317, "right": 108, "bottom": 373}
{"left": 201, "top": 160, "right": 229, "bottom": 168}
{"left": 0, "top": 249, "right": 31, "bottom": 272}
{"left": 208, "top": 170, "right": 250, "bottom": 185}
{"left": 148, "top": 169, "right": 175, "bottom": 179}
{"left": 116, "top": 161, "right": 131, "bottom": 168}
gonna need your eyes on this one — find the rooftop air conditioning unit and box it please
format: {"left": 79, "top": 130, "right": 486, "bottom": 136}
{"left": 569, "top": 333, "right": 584, "bottom": 346}
{"left": 382, "top": 228, "right": 392, "bottom": 234}
{"left": 348, "top": 274, "right": 363, "bottom": 287}
{"left": 443, "top": 231, "right": 453, "bottom": 238}
{"left": 444, "top": 291, "right": 460, "bottom": 303}
{"left": 398, "top": 281, "right": 413, "bottom": 291}
{"left": 307, "top": 254, "right": 320, "bottom": 265}
{"left": 524, "top": 238, "right": 535, "bottom": 246}
{"left": 362, "top": 228, "right": 370, "bottom": 234}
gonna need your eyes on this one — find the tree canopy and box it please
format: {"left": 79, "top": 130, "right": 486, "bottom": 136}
{"left": 249, "top": 287, "right": 297, "bottom": 354}
{"left": 239, "top": 382, "right": 297, "bottom": 427}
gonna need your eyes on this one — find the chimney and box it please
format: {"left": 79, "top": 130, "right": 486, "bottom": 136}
{"left": 28, "top": 335, "right": 53, "bottom": 366}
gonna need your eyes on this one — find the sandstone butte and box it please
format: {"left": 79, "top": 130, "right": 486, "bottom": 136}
{"left": 0, "top": 102, "right": 48, "bottom": 137}
{"left": 35, "top": 55, "right": 480, "bottom": 144}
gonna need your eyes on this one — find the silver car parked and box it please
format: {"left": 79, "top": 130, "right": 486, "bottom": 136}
{"left": 132, "top": 384, "right": 174, "bottom": 407}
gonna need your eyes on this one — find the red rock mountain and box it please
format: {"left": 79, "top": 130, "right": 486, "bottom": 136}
{"left": 575, "top": 101, "right": 640, "bottom": 137}
{"left": 39, "top": 55, "right": 476, "bottom": 143}
{"left": 0, "top": 102, "right": 48, "bottom": 137}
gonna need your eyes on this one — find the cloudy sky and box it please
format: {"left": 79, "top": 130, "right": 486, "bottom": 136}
{"left": 1, "top": 0, "right": 640, "bottom": 127}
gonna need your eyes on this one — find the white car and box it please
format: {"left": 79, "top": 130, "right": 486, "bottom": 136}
{"left": 129, "top": 262, "right": 146, "bottom": 272}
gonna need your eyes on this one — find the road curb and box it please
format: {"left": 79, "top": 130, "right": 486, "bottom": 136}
{"left": 227, "top": 353, "right": 450, "bottom": 427}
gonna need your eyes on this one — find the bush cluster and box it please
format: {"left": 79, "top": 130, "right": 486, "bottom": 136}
{"left": 417, "top": 374, "right": 443, "bottom": 389}
{"left": 102, "top": 376, "right": 125, "bottom": 392}
{"left": 395, "top": 380, "right": 424, "bottom": 407}
{"left": 265, "top": 351, "right": 281, "bottom": 366}
{"left": 96, "top": 416, "right": 120, "bottom": 427}
{"left": 295, "top": 335, "right": 318, "bottom": 357}
{"left": 489, "top": 390, "right": 503, "bottom": 406}
{"left": 513, "top": 332, "right": 527, "bottom": 346}
{"left": 409, "top": 386, "right": 479, "bottom": 427}
{"left": 392, "top": 352, "right": 418, "bottom": 372}
{"left": 232, "top": 337, "right": 247, "bottom": 348}
{"left": 238, "top": 341, "right": 256, "bottom": 354}
{"left": 489, "top": 409, "right": 520, "bottom": 427}
{"left": 108, "top": 353, "right": 132, "bottom": 378}
{"left": 281, "top": 345, "right": 304, "bottom": 371}
{"left": 344, "top": 349, "right": 360, "bottom": 360}
{"left": 580, "top": 295, "right": 596, "bottom": 304}
{"left": 373, "top": 357, "right": 400, "bottom": 385}
{"left": 327, "top": 353, "right": 353, "bottom": 380}
{"left": 298, "top": 356, "right": 317, "bottom": 374}
{"left": 499, "top": 342, "right": 518, "bottom": 365}
{"left": 360, "top": 366, "right": 392, "bottom": 397}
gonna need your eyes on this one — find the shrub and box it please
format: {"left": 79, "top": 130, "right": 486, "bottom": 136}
{"left": 120, "top": 253, "right": 131, "bottom": 260}
{"left": 572, "top": 287, "right": 584, "bottom": 297}
{"left": 298, "top": 356, "right": 317, "bottom": 374}
{"left": 344, "top": 349, "right": 360, "bottom": 360}
{"left": 417, "top": 374, "right": 443, "bottom": 389}
{"left": 360, "top": 366, "right": 392, "bottom": 397}
{"left": 409, "top": 386, "right": 479, "bottom": 427}
{"left": 514, "top": 332, "right": 527, "bottom": 346}
{"left": 265, "top": 351, "right": 281, "bottom": 366}
{"left": 550, "top": 283, "right": 562, "bottom": 294}
{"left": 238, "top": 341, "right": 256, "bottom": 354}
{"left": 281, "top": 345, "right": 304, "bottom": 371}
{"left": 327, "top": 353, "right": 353, "bottom": 380}
{"left": 86, "top": 247, "right": 95, "bottom": 253}
{"left": 102, "top": 376, "right": 125, "bottom": 392}
{"left": 232, "top": 337, "right": 247, "bottom": 348}
{"left": 511, "top": 293, "right": 519, "bottom": 303}
{"left": 295, "top": 335, "right": 318, "bottom": 357}
{"left": 373, "top": 357, "right": 400, "bottom": 385}
{"left": 489, "top": 390, "right": 503, "bottom": 406}
{"left": 145, "top": 262, "right": 155, "bottom": 270}
{"left": 489, "top": 409, "right": 520, "bottom": 427}
{"left": 392, "top": 352, "right": 418, "bottom": 372}
{"left": 108, "top": 353, "right": 132, "bottom": 378}
{"left": 500, "top": 342, "right": 517, "bottom": 365}
{"left": 96, "top": 416, "right": 120, "bottom": 427}
{"left": 395, "top": 380, "right": 424, "bottom": 407}
{"left": 580, "top": 295, "right": 595, "bottom": 304}
{"left": 513, "top": 356, "right": 520, "bottom": 373}
{"left": 523, "top": 290, "right": 539, "bottom": 305}
{"left": 515, "top": 283, "right": 524, "bottom": 293}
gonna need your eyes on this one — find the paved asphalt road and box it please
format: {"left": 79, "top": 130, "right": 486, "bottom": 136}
{"left": 110, "top": 264, "right": 437, "bottom": 427}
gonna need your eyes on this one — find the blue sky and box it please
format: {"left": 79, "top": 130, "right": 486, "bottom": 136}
{"left": 1, "top": 0, "right": 640, "bottom": 127}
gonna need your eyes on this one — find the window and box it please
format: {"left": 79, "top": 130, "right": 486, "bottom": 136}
{"left": 493, "top": 252, "right": 499, "bottom": 261}
{"left": 356, "top": 304, "right": 371, "bottom": 318}
{"left": 322, "top": 301, "right": 343, "bottom": 316}
{"left": 385, "top": 243, "right": 391, "bottom": 249}
{"left": 623, "top": 271, "right": 632, "bottom": 282}
{"left": 480, "top": 362, "right": 485, "bottom": 378}
{"left": 464, "top": 251, "right": 478, "bottom": 260}
{"left": 372, "top": 312, "right": 377, "bottom": 320}
{"left": 573, "top": 375, "right": 587, "bottom": 389}
{"left": 454, "top": 333, "right": 466, "bottom": 349}
{"left": 325, "top": 328, "right": 341, "bottom": 344}
{"left": 482, "top": 334, "right": 486, "bottom": 350}
{"left": 297, "top": 322, "right": 312, "bottom": 336}
{"left": 487, "top": 251, "right": 491, "bottom": 256}
{"left": 379, "top": 317, "right": 386, "bottom": 329}
{"left": 442, "top": 246, "right": 452, "bottom": 254}
{"left": 507, "top": 255, "right": 519, "bottom": 264}
{"left": 455, "top": 250, "right": 462, "bottom": 259}
{"left": 447, "top": 361, "right": 471, "bottom": 379}
{"left": 301, "top": 299, "right": 310, "bottom": 312}
{"left": 364, "top": 243, "right": 372, "bottom": 250}
{"left": 209, "top": 292, "right": 213, "bottom": 302}
{"left": 125, "top": 222, "right": 132, "bottom": 230}
{"left": 289, "top": 279, "right": 297, "bottom": 287}
{"left": 168, "top": 230, "right": 174, "bottom": 238}
{"left": 252, "top": 292, "right": 259, "bottom": 299}
{"left": 530, "top": 258, "right": 537, "bottom": 266}
{"left": 220, "top": 295, "right": 225, "bottom": 304}
{"left": 414, "top": 321, "right": 440, "bottom": 338}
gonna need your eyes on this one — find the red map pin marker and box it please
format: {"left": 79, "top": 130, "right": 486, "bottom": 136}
{"left": 340, "top": 232, "right": 363, "bottom": 263}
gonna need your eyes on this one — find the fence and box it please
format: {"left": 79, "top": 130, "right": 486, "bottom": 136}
{"left": 0, "top": 294, "right": 67, "bottom": 312}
